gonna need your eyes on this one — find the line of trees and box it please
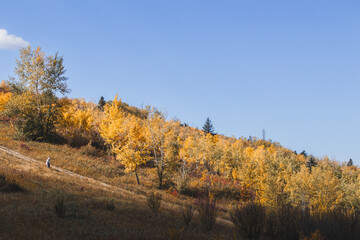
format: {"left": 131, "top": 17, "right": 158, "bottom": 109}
{"left": 1, "top": 46, "right": 360, "bottom": 215}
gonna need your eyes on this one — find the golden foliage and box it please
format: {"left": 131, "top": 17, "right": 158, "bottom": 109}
{"left": 0, "top": 92, "right": 12, "bottom": 113}
{"left": 4, "top": 90, "right": 360, "bottom": 212}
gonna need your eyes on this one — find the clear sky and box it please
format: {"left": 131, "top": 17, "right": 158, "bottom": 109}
{"left": 1, "top": 0, "right": 360, "bottom": 164}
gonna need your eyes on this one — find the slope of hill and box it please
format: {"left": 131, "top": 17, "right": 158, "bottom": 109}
{"left": 0, "top": 121, "right": 233, "bottom": 239}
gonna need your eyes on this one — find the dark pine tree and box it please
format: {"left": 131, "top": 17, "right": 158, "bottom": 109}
{"left": 202, "top": 117, "right": 215, "bottom": 135}
{"left": 300, "top": 150, "right": 308, "bottom": 157}
{"left": 347, "top": 158, "right": 353, "bottom": 167}
{"left": 98, "top": 96, "right": 106, "bottom": 111}
{"left": 306, "top": 155, "right": 317, "bottom": 174}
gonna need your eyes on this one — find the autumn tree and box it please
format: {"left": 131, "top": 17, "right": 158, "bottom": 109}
{"left": 2, "top": 46, "right": 69, "bottom": 141}
{"left": 147, "top": 109, "right": 180, "bottom": 188}
{"left": 179, "top": 135, "right": 197, "bottom": 179}
{"left": 100, "top": 96, "right": 151, "bottom": 184}
{"left": 220, "top": 138, "right": 246, "bottom": 178}
{"left": 202, "top": 117, "right": 215, "bottom": 135}
{"left": 116, "top": 115, "right": 151, "bottom": 184}
{"left": 198, "top": 133, "right": 222, "bottom": 173}
{"left": 58, "top": 98, "right": 102, "bottom": 147}
{"left": 286, "top": 163, "right": 343, "bottom": 212}
{"left": 0, "top": 81, "right": 12, "bottom": 113}
{"left": 99, "top": 95, "right": 125, "bottom": 155}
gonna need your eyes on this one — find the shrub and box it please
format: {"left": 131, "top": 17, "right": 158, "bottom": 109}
{"left": 230, "top": 202, "right": 266, "bottom": 240}
{"left": 294, "top": 207, "right": 313, "bottom": 239}
{"left": 179, "top": 203, "right": 195, "bottom": 227}
{"left": 67, "top": 134, "right": 89, "bottom": 148}
{"left": 80, "top": 142, "right": 101, "bottom": 156}
{"left": 176, "top": 176, "right": 189, "bottom": 194}
{"left": 195, "top": 195, "right": 218, "bottom": 231}
{"left": 146, "top": 191, "right": 162, "bottom": 216}
{"left": 271, "top": 206, "right": 301, "bottom": 240}
{"left": 20, "top": 142, "right": 30, "bottom": 151}
{"left": 263, "top": 206, "right": 313, "bottom": 240}
{"left": 314, "top": 209, "right": 360, "bottom": 240}
{"left": 231, "top": 203, "right": 360, "bottom": 240}
{"left": 54, "top": 195, "right": 66, "bottom": 218}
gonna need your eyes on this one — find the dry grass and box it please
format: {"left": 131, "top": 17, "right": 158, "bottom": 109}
{"left": 0, "top": 121, "right": 231, "bottom": 218}
{"left": 0, "top": 121, "right": 233, "bottom": 239}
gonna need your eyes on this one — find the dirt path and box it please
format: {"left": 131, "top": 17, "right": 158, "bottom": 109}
{"left": 0, "top": 144, "right": 233, "bottom": 226}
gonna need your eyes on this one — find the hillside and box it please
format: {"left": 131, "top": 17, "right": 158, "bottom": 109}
{"left": 1, "top": 44, "right": 360, "bottom": 239}
{"left": 0, "top": 121, "right": 233, "bottom": 239}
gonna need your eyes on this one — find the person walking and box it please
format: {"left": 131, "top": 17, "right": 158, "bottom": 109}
{"left": 46, "top": 157, "right": 51, "bottom": 169}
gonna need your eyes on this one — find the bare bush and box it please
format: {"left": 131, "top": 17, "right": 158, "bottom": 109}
{"left": 195, "top": 196, "right": 218, "bottom": 231}
{"left": 230, "top": 202, "right": 266, "bottom": 240}
{"left": 314, "top": 209, "right": 360, "bottom": 240}
{"left": 179, "top": 203, "right": 195, "bottom": 227}
{"left": 146, "top": 191, "right": 162, "bottom": 216}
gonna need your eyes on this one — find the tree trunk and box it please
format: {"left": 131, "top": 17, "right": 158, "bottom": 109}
{"left": 158, "top": 167, "right": 163, "bottom": 188}
{"left": 135, "top": 168, "right": 140, "bottom": 185}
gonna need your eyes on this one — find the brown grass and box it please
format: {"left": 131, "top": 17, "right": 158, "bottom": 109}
{"left": 0, "top": 121, "right": 233, "bottom": 239}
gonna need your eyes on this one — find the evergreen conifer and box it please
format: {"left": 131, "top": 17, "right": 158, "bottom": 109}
{"left": 202, "top": 117, "right": 215, "bottom": 135}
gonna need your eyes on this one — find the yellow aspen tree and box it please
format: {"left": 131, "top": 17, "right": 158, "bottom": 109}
{"left": 59, "top": 98, "right": 95, "bottom": 132}
{"left": 307, "top": 165, "right": 343, "bottom": 213}
{"left": 286, "top": 162, "right": 343, "bottom": 213}
{"left": 58, "top": 98, "right": 100, "bottom": 146}
{"left": 99, "top": 95, "right": 125, "bottom": 153}
{"left": 115, "top": 115, "right": 151, "bottom": 184}
{"left": 354, "top": 175, "right": 360, "bottom": 209}
{"left": 340, "top": 164, "right": 360, "bottom": 209}
{"left": 286, "top": 165, "right": 311, "bottom": 210}
{"left": 179, "top": 135, "right": 198, "bottom": 178}
{"left": 221, "top": 138, "right": 246, "bottom": 178}
{"left": 147, "top": 109, "right": 180, "bottom": 188}
{"left": 198, "top": 133, "right": 220, "bottom": 173}
{"left": 261, "top": 158, "right": 291, "bottom": 208}
{"left": 0, "top": 81, "right": 12, "bottom": 113}
{"left": 0, "top": 92, "right": 12, "bottom": 113}
{"left": 234, "top": 146, "right": 255, "bottom": 183}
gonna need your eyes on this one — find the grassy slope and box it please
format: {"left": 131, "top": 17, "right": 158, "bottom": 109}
{"left": 0, "top": 121, "right": 233, "bottom": 239}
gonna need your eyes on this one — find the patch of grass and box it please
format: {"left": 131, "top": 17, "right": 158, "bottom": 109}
{"left": 0, "top": 174, "right": 25, "bottom": 193}
{"left": 87, "top": 198, "right": 116, "bottom": 211}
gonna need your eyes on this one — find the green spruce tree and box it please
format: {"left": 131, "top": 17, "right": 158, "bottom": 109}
{"left": 202, "top": 117, "right": 215, "bottom": 135}
{"left": 98, "top": 96, "right": 106, "bottom": 111}
{"left": 306, "top": 155, "right": 317, "bottom": 174}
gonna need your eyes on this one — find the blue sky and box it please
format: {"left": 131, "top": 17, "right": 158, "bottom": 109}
{"left": 1, "top": 0, "right": 360, "bottom": 164}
